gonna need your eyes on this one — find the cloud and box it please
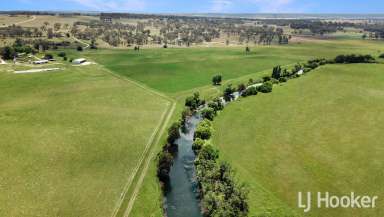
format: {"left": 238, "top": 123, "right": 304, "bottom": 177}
{"left": 68, "top": 0, "right": 146, "bottom": 12}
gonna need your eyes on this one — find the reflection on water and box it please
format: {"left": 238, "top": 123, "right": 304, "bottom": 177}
{"left": 165, "top": 115, "right": 203, "bottom": 217}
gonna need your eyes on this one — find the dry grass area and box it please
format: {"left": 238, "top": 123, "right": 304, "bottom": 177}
{"left": 17, "top": 15, "right": 98, "bottom": 28}
{"left": 0, "top": 14, "right": 30, "bottom": 26}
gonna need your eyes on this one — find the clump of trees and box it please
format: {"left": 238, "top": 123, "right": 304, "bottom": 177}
{"left": 157, "top": 121, "right": 182, "bottom": 190}
{"left": 334, "top": 54, "right": 375, "bottom": 64}
{"left": 201, "top": 108, "right": 216, "bottom": 121}
{"left": 257, "top": 81, "right": 273, "bottom": 93}
{"left": 242, "top": 86, "right": 258, "bottom": 97}
{"left": 0, "top": 38, "right": 37, "bottom": 60}
{"left": 194, "top": 118, "right": 248, "bottom": 217}
{"left": 194, "top": 119, "right": 213, "bottom": 140}
{"left": 207, "top": 97, "right": 224, "bottom": 113}
{"left": 304, "top": 58, "right": 328, "bottom": 70}
{"left": 290, "top": 20, "right": 342, "bottom": 35}
{"left": 0, "top": 46, "right": 16, "bottom": 60}
{"left": 271, "top": 65, "right": 282, "bottom": 80}
{"left": 223, "top": 84, "right": 236, "bottom": 102}
{"left": 185, "top": 92, "right": 205, "bottom": 111}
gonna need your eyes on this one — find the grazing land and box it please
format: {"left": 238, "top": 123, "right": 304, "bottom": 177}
{"left": 85, "top": 39, "right": 384, "bottom": 217}
{"left": 0, "top": 63, "right": 170, "bottom": 217}
{"left": 212, "top": 64, "right": 384, "bottom": 217}
{"left": 2, "top": 11, "right": 384, "bottom": 217}
{"left": 87, "top": 39, "right": 384, "bottom": 94}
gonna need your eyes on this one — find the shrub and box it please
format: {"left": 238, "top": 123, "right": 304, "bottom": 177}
{"left": 157, "top": 151, "right": 174, "bottom": 184}
{"left": 242, "top": 86, "right": 258, "bottom": 97}
{"left": 196, "top": 144, "right": 219, "bottom": 162}
{"left": 43, "top": 53, "right": 53, "bottom": 60}
{"left": 194, "top": 120, "right": 213, "bottom": 140}
{"left": 192, "top": 138, "right": 205, "bottom": 154}
{"left": 167, "top": 122, "right": 181, "bottom": 146}
{"left": 262, "top": 76, "right": 271, "bottom": 82}
{"left": 257, "top": 81, "right": 273, "bottom": 93}
{"left": 292, "top": 63, "right": 302, "bottom": 74}
{"left": 303, "top": 68, "right": 311, "bottom": 73}
{"left": 77, "top": 46, "right": 83, "bottom": 51}
{"left": 281, "top": 68, "right": 290, "bottom": 77}
{"left": 63, "top": 56, "right": 67, "bottom": 61}
{"left": 270, "top": 78, "right": 279, "bottom": 84}
{"left": 379, "top": 53, "right": 384, "bottom": 58}
{"left": 208, "top": 97, "right": 224, "bottom": 112}
{"left": 223, "top": 84, "right": 236, "bottom": 102}
{"left": 279, "top": 77, "right": 288, "bottom": 83}
{"left": 201, "top": 107, "right": 216, "bottom": 121}
{"left": 180, "top": 108, "right": 192, "bottom": 133}
{"left": 58, "top": 52, "right": 66, "bottom": 57}
{"left": 237, "top": 83, "right": 246, "bottom": 92}
{"left": 90, "top": 39, "right": 97, "bottom": 49}
{"left": 247, "top": 78, "right": 254, "bottom": 85}
{"left": 305, "top": 62, "right": 319, "bottom": 69}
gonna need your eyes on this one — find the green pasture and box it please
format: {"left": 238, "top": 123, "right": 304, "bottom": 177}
{"left": 212, "top": 64, "right": 384, "bottom": 217}
{"left": 0, "top": 63, "right": 169, "bottom": 217}
{"left": 86, "top": 39, "right": 384, "bottom": 94}
{"left": 1, "top": 37, "right": 384, "bottom": 217}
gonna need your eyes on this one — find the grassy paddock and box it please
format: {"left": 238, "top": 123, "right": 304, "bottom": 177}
{"left": 2, "top": 38, "right": 384, "bottom": 217}
{"left": 0, "top": 63, "right": 169, "bottom": 217}
{"left": 87, "top": 39, "right": 384, "bottom": 94}
{"left": 212, "top": 64, "right": 384, "bottom": 217}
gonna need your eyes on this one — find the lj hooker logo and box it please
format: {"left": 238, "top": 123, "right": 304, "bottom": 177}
{"left": 298, "top": 192, "right": 378, "bottom": 213}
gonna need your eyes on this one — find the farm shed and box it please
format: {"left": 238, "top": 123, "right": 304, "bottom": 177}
{"left": 73, "top": 58, "right": 87, "bottom": 64}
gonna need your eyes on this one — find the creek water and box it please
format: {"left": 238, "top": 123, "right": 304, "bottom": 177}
{"left": 165, "top": 115, "right": 203, "bottom": 217}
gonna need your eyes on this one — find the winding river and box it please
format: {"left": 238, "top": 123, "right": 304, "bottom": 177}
{"left": 165, "top": 115, "right": 203, "bottom": 217}
{"left": 164, "top": 86, "right": 256, "bottom": 216}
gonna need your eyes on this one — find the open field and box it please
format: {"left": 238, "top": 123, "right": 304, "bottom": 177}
{"left": 87, "top": 39, "right": 384, "bottom": 93}
{"left": 84, "top": 38, "right": 384, "bottom": 217}
{"left": 0, "top": 63, "right": 170, "bottom": 217}
{"left": 212, "top": 64, "right": 384, "bottom": 217}
{"left": 12, "top": 15, "right": 98, "bottom": 28}
{"left": 1, "top": 31, "right": 384, "bottom": 217}
{"left": 0, "top": 14, "right": 31, "bottom": 26}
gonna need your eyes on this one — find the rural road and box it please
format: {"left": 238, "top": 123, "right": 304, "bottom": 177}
{"left": 72, "top": 36, "right": 90, "bottom": 49}
{"left": 14, "top": 15, "right": 36, "bottom": 25}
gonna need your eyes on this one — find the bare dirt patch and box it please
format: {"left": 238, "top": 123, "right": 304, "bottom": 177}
{"left": 14, "top": 68, "right": 61, "bottom": 74}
